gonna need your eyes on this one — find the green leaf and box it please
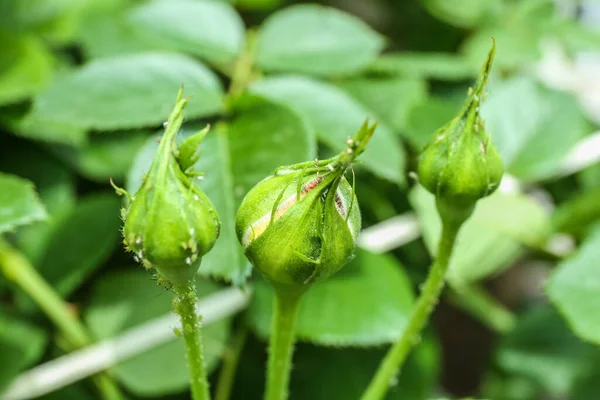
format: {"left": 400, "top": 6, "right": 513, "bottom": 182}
{"left": 236, "top": 0, "right": 282, "bottom": 10}
{"left": 20, "top": 193, "right": 120, "bottom": 303}
{"left": 38, "top": 384, "right": 94, "bottom": 400}
{"left": 404, "top": 95, "right": 461, "bottom": 149}
{"left": 232, "top": 333, "right": 439, "bottom": 399}
{"left": 251, "top": 76, "right": 405, "bottom": 183}
{"left": 226, "top": 95, "right": 316, "bottom": 199}
{"left": 3, "top": 111, "right": 88, "bottom": 147}
{"left": 547, "top": 227, "right": 600, "bottom": 345}
{"left": 423, "top": 0, "right": 504, "bottom": 28}
{"left": 481, "top": 77, "right": 587, "bottom": 182}
{"left": 127, "top": 97, "right": 316, "bottom": 284}
{"left": 290, "top": 340, "right": 438, "bottom": 399}
{"left": 85, "top": 270, "right": 231, "bottom": 396}
{"left": 571, "top": 358, "right": 600, "bottom": 400}
{"left": 0, "top": 32, "right": 54, "bottom": 105}
{"left": 77, "top": 9, "right": 164, "bottom": 59}
{"left": 0, "top": 311, "right": 47, "bottom": 392}
{"left": 0, "top": 0, "right": 83, "bottom": 32}
{"left": 368, "top": 52, "right": 476, "bottom": 81}
{"left": 481, "top": 77, "right": 549, "bottom": 166}
{"left": 29, "top": 53, "right": 224, "bottom": 130}
{"left": 495, "top": 305, "right": 597, "bottom": 396}
{"left": 0, "top": 173, "right": 47, "bottom": 234}
{"left": 256, "top": 4, "right": 384, "bottom": 76}
{"left": 461, "top": 1, "right": 555, "bottom": 69}
{"left": 53, "top": 131, "right": 150, "bottom": 182}
{"left": 127, "top": 0, "right": 245, "bottom": 65}
{"left": 410, "top": 186, "right": 549, "bottom": 286}
{"left": 249, "top": 249, "right": 414, "bottom": 346}
{"left": 0, "top": 143, "right": 76, "bottom": 263}
{"left": 337, "top": 78, "right": 427, "bottom": 133}
{"left": 507, "top": 90, "right": 588, "bottom": 181}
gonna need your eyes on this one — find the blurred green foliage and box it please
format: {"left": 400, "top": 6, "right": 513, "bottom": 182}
{"left": 1, "top": 0, "right": 600, "bottom": 399}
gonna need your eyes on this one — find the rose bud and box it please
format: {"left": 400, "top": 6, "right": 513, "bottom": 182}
{"left": 113, "top": 88, "right": 220, "bottom": 285}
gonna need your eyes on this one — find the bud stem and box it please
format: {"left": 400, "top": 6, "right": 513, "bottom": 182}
{"left": 173, "top": 283, "right": 211, "bottom": 400}
{"left": 360, "top": 219, "right": 463, "bottom": 400}
{"left": 265, "top": 289, "right": 304, "bottom": 400}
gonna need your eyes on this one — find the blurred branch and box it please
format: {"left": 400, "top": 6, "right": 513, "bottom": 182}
{"left": 356, "top": 212, "right": 420, "bottom": 253}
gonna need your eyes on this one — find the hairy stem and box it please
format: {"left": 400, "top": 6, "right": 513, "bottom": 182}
{"left": 361, "top": 221, "right": 461, "bottom": 400}
{"left": 0, "top": 238, "right": 122, "bottom": 400}
{"left": 174, "top": 282, "right": 211, "bottom": 400}
{"left": 265, "top": 289, "right": 303, "bottom": 400}
{"left": 214, "top": 322, "right": 249, "bottom": 400}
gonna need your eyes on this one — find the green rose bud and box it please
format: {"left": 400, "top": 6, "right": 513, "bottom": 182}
{"left": 417, "top": 40, "right": 503, "bottom": 225}
{"left": 235, "top": 121, "right": 375, "bottom": 292}
{"left": 113, "top": 89, "right": 220, "bottom": 285}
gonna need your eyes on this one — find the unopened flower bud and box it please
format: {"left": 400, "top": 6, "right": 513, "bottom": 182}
{"left": 418, "top": 40, "right": 503, "bottom": 225}
{"left": 235, "top": 121, "right": 376, "bottom": 292}
{"left": 114, "top": 89, "right": 220, "bottom": 285}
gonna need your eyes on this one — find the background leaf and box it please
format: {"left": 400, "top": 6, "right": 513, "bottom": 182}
{"left": 0, "top": 32, "right": 54, "bottom": 105}
{"left": 251, "top": 76, "right": 406, "bottom": 183}
{"left": 547, "top": 226, "right": 600, "bottom": 344}
{"left": 0, "top": 173, "right": 47, "bottom": 233}
{"left": 3, "top": 112, "right": 88, "bottom": 147}
{"left": 231, "top": 332, "right": 439, "bottom": 400}
{"left": 482, "top": 77, "right": 588, "bottom": 182}
{"left": 249, "top": 249, "right": 414, "bottom": 346}
{"left": 18, "top": 192, "right": 120, "bottom": 306}
{"left": 53, "top": 131, "right": 150, "bottom": 182}
{"left": 422, "top": 0, "right": 504, "bottom": 28}
{"left": 495, "top": 305, "right": 597, "bottom": 396}
{"left": 0, "top": 311, "right": 47, "bottom": 392}
{"left": 368, "top": 52, "right": 476, "bottom": 81}
{"left": 77, "top": 7, "right": 163, "bottom": 59}
{"left": 404, "top": 95, "right": 462, "bottom": 149}
{"left": 337, "top": 78, "right": 427, "bottom": 133}
{"left": 507, "top": 90, "right": 589, "bottom": 181}
{"left": 410, "top": 186, "right": 549, "bottom": 286}
{"left": 0, "top": 142, "right": 76, "bottom": 263}
{"left": 256, "top": 4, "right": 384, "bottom": 75}
{"left": 127, "top": 0, "right": 245, "bottom": 65}
{"left": 85, "top": 270, "right": 230, "bottom": 396}
{"left": 29, "top": 53, "right": 224, "bottom": 130}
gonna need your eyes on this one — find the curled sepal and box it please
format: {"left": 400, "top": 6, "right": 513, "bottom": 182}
{"left": 235, "top": 122, "right": 372, "bottom": 292}
{"left": 177, "top": 124, "right": 210, "bottom": 173}
{"left": 417, "top": 39, "right": 503, "bottom": 226}
{"left": 120, "top": 88, "right": 220, "bottom": 285}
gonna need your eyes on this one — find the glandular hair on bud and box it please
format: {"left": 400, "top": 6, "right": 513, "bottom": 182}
{"left": 115, "top": 88, "right": 220, "bottom": 286}
{"left": 236, "top": 121, "right": 376, "bottom": 292}
{"left": 417, "top": 39, "right": 503, "bottom": 225}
